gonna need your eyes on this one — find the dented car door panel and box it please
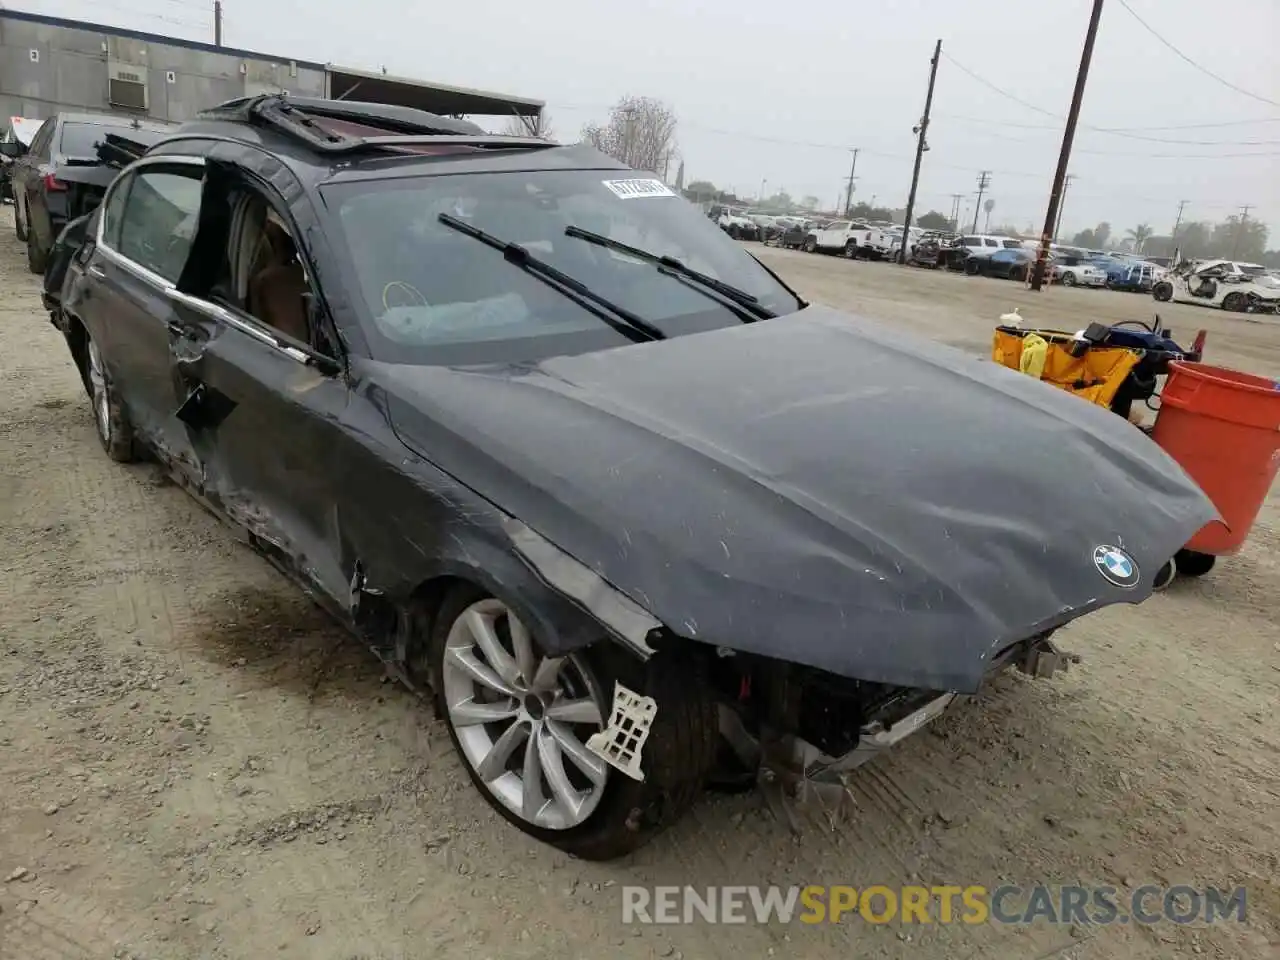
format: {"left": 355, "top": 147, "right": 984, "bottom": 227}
{"left": 167, "top": 301, "right": 353, "bottom": 606}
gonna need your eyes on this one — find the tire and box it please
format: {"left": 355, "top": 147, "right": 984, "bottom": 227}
{"left": 1009, "top": 266, "right": 1026, "bottom": 282}
{"left": 843, "top": 240, "right": 858, "bottom": 259}
{"left": 27, "top": 226, "right": 48, "bottom": 275}
{"left": 1221, "top": 292, "right": 1246, "bottom": 313}
{"left": 1152, "top": 559, "right": 1176, "bottom": 591}
{"left": 964, "top": 259, "right": 980, "bottom": 276}
{"left": 15, "top": 195, "right": 28, "bottom": 242}
{"left": 84, "top": 330, "right": 137, "bottom": 462}
{"left": 1152, "top": 281, "right": 1173, "bottom": 302}
{"left": 1174, "top": 549, "right": 1216, "bottom": 578}
{"left": 803, "top": 236, "right": 817, "bottom": 253}
{"left": 1062, "top": 271, "right": 1078, "bottom": 287}
{"left": 427, "top": 585, "right": 717, "bottom": 861}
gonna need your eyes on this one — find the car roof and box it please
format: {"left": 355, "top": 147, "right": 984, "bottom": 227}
{"left": 57, "top": 111, "right": 174, "bottom": 131}
{"left": 163, "top": 95, "right": 628, "bottom": 189}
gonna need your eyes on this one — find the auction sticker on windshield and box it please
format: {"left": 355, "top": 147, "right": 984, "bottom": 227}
{"left": 602, "top": 179, "right": 675, "bottom": 199}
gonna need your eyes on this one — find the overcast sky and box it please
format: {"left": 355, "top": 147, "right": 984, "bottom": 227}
{"left": 18, "top": 0, "right": 1280, "bottom": 240}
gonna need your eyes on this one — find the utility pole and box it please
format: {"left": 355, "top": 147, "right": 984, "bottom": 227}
{"left": 949, "top": 193, "right": 964, "bottom": 231}
{"left": 1230, "top": 205, "right": 1252, "bottom": 258}
{"left": 214, "top": 1, "right": 223, "bottom": 46}
{"left": 1054, "top": 174, "right": 1075, "bottom": 240}
{"left": 843, "top": 149, "right": 860, "bottom": 217}
{"left": 899, "top": 39, "right": 942, "bottom": 261}
{"left": 971, "top": 171, "right": 991, "bottom": 233}
{"left": 1170, "top": 199, "right": 1188, "bottom": 242}
{"left": 1031, "top": 0, "right": 1105, "bottom": 291}
{"left": 621, "top": 105, "right": 637, "bottom": 168}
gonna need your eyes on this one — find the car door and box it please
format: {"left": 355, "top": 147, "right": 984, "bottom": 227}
{"left": 71, "top": 158, "right": 205, "bottom": 485}
{"left": 818, "top": 221, "right": 847, "bottom": 248}
{"left": 164, "top": 176, "right": 353, "bottom": 606}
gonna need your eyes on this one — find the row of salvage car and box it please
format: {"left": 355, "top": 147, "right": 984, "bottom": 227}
{"left": 712, "top": 207, "right": 1280, "bottom": 313}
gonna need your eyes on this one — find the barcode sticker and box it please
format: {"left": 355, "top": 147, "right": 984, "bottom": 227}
{"left": 602, "top": 178, "right": 675, "bottom": 200}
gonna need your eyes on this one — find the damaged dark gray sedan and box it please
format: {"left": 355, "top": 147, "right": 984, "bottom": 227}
{"left": 49, "top": 96, "right": 1216, "bottom": 861}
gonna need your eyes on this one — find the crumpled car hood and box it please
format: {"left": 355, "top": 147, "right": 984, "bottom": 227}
{"left": 374, "top": 306, "right": 1217, "bottom": 692}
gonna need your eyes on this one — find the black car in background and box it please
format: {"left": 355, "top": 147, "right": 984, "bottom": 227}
{"left": 964, "top": 247, "right": 1036, "bottom": 281}
{"left": 10, "top": 111, "right": 173, "bottom": 273}
{"left": 49, "top": 95, "right": 1212, "bottom": 861}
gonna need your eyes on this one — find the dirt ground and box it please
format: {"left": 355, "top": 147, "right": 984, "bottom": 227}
{"left": 0, "top": 208, "right": 1276, "bottom": 960}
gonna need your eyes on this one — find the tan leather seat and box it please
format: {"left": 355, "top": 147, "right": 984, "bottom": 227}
{"left": 247, "top": 219, "right": 310, "bottom": 345}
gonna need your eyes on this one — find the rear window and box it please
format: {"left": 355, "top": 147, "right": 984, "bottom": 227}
{"left": 58, "top": 121, "right": 147, "bottom": 158}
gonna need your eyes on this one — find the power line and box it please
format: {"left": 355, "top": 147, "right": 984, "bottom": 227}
{"left": 939, "top": 54, "right": 1280, "bottom": 148}
{"left": 1114, "top": 0, "right": 1279, "bottom": 108}
{"left": 937, "top": 113, "right": 1280, "bottom": 133}
{"left": 935, "top": 112, "right": 1280, "bottom": 146}
{"left": 937, "top": 124, "right": 1280, "bottom": 158}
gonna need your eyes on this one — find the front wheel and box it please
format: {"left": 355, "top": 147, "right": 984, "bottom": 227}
{"left": 1152, "top": 281, "right": 1173, "bottom": 302}
{"left": 803, "top": 236, "right": 817, "bottom": 253}
{"left": 85, "top": 332, "right": 137, "bottom": 462}
{"left": 843, "top": 240, "right": 858, "bottom": 259}
{"left": 428, "top": 587, "right": 717, "bottom": 861}
{"left": 965, "top": 259, "right": 980, "bottom": 276}
{"left": 1062, "top": 271, "right": 1078, "bottom": 287}
{"left": 1221, "top": 292, "right": 1246, "bottom": 313}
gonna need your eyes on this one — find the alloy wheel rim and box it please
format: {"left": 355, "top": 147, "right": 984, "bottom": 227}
{"left": 87, "top": 338, "right": 110, "bottom": 440}
{"left": 441, "top": 598, "right": 609, "bottom": 830}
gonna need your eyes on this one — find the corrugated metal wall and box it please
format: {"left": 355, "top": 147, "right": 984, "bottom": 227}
{"left": 0, "top": 17, "right": 326, "bottom": 123}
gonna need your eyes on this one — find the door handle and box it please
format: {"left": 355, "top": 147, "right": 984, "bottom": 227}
{"left": 87, "top": 264, "right": 105, "bottom": 279}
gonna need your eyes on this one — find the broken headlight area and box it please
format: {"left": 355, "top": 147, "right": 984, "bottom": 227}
{"left": 703, "top": 631, "right": 1074, "bottom": 829}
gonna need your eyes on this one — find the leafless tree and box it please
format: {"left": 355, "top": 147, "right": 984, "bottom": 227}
{"left": 502, "top": 111, "right": 554, "bottom": 140}
{"left": 580, "top": 96, "right": 678, "bottom": 174}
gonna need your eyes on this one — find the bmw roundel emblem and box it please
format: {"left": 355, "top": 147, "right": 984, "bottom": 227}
{"left": 1093, "top": 545, "right": 1140, "bottom": 588}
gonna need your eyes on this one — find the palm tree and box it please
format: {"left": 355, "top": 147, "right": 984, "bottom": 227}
{"left": 1127, "top": 223, "right": 1154, "bottom": 252}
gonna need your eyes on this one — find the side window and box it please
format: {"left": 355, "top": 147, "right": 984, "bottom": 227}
{"left": 99, "top": 173, "right": 133, "bottom": 249}
{"left": 224, "top": 194, "right": 319, "bottom": 351}
{"left": 116, "top": 168, "right": 203, "bottom": 282}
{"left": 983, "top": 238, "right": 998, "bottom": 247}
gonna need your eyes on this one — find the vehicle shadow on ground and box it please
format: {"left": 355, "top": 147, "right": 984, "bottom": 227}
{"left": 183, "top": 584, "right": 391, "bottom": 703}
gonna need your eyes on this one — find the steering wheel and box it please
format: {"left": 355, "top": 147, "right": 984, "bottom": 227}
{"left": 382, "top": 280, "right": 429, "bottom": 310}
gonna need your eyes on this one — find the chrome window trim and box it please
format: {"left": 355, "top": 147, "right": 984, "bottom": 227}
{"left": 91, "top": 155, "right": 317, "bottom": 370}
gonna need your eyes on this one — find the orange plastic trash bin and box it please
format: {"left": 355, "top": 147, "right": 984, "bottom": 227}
{"left": 1152, "top": 361, "right": 1280, "bottom": 556}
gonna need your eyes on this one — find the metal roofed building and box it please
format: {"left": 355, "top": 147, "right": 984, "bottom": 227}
{"left": 0, "top": 9, "right": 544, "bottom": 125}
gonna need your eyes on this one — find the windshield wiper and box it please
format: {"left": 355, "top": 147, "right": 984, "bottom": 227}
{"left": 437, "top": 214, "right": 665, "bottom": 342}
{"left": 564, "top": 225, "right": 777, "bottom": 322}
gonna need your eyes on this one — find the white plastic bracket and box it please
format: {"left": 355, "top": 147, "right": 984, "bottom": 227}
{"left": 586, "top": 682, "right": 657, "bottom": 782}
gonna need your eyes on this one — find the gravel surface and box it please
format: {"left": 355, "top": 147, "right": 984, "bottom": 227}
{"left": 1, "top": 209, "right": 1276, "bottom": 959}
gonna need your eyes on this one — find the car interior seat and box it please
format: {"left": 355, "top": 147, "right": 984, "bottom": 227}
{"left": 246, "top": 214, "right": 310, "bottom": 345}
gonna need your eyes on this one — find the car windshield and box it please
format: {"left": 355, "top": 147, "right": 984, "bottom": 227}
{"left": 58, "top": 121, "right": 145, "bottom": 158}
{"left": 324, "top": 170, "right": 804, "bottom": 365}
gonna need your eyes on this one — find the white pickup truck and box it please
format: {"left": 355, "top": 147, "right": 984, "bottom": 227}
{"left": 802, "top": 220, "right": 890, "bottom": 257}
